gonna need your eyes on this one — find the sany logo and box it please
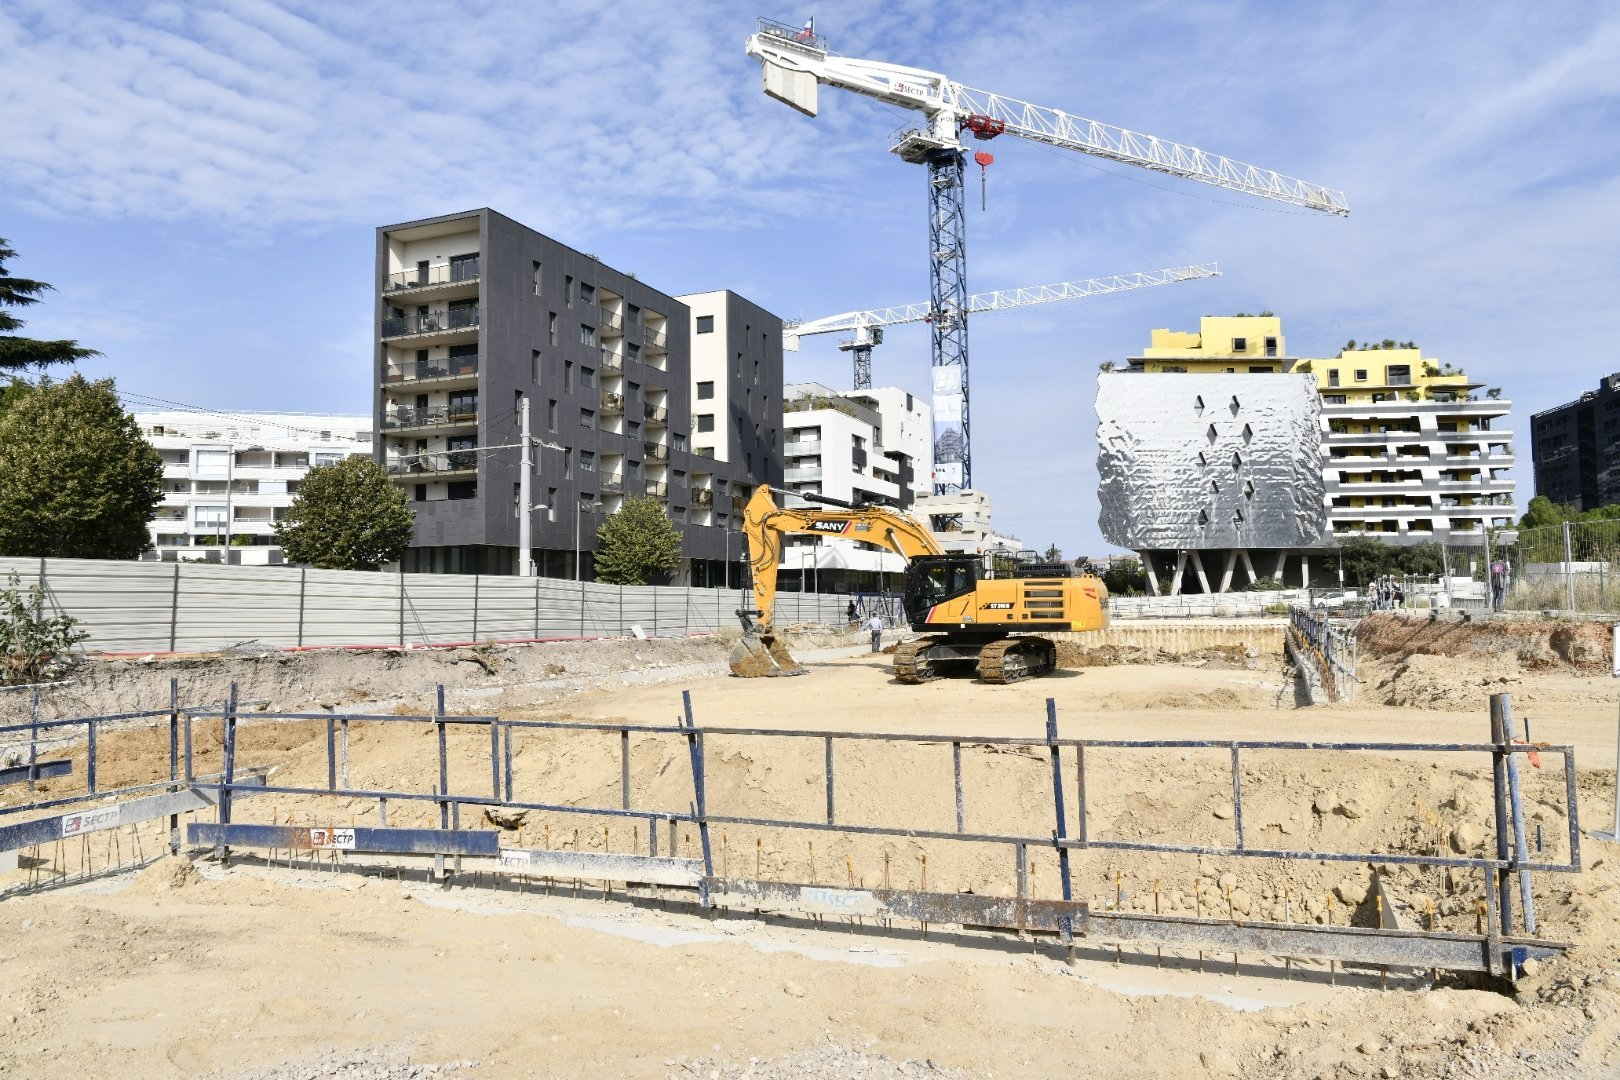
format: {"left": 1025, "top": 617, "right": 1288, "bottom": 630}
{"left": 806, "top": 520, "right": 850, "bottom": 533}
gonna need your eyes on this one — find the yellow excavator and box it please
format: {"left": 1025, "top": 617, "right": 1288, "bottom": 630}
{"left": 729, "top": 485, "right": 1109, "bottom": 683}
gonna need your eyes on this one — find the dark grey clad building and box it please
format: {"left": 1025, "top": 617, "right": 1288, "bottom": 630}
{"left": 375, "top": 209, "right": 781, "bottom": 580}
{"left": 1531, "top": 372, "right": 1620, "bottom": 512}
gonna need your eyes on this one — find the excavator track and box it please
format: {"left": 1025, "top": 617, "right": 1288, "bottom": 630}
{"left": 892, "top": 636, "right": 950, "bottom": 684}
{"left": 976, "top": 637, "right": 1058, "bottom": 685}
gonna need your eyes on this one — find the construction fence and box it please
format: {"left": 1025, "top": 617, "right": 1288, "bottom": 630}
{"left": 0, "top": 557, "right": 861, "bottom": 655}
{"left": 1497, "top": 519, "right": 1620, "bottom": 615}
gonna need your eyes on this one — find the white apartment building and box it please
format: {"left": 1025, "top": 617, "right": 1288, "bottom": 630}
{"left": 912, "top": 490, "right": 1025, "bottom": 555}
{"left": 137, "top": 411, "right": 373, "bottom": 564}
{"left": 781, "top": 382, "right": 929, "bottom": 509}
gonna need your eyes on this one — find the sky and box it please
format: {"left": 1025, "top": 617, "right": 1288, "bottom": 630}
{"left": 3, "top": 0, "right": 1618, "bottom": 555}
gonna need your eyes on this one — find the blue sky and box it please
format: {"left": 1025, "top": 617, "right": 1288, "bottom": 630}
{"left": 4, "top": 1, "right": 1618, "bottom": 555}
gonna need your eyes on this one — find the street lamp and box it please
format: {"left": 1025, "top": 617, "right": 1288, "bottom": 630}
{"left": 575, "top": 499, "right": 603, "bottom": 581}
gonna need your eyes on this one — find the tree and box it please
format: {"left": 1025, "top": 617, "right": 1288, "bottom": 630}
{"left": 274, "top": 456, "right": 414, "bottom": 571}
{"left": 1395, "top": 542, "right": 1444, "bottom": 577}
{"left": 0, "top": 376, "right": 162, "bottom": 559}
{"left": 1100, "top": 559, "right": 1149, "bottom": 597}
{"left": 1519, "top": 495, "right": 1574, "bottom": 531}
{"left": 0, "top": 238, "right": 100, "bottom": 372}
{"left": 1043, "top": 544, "right": 1063, "bottom": 562}
{"left": 1336, "top": 535, "right": 1397, "bottom": 586}
{"left": 593, "top": 496, "right": 682, "bottom": 585}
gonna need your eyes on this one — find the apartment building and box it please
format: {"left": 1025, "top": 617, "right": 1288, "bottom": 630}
{"left": 136, "top": 410, "right": 372, "bottom": 564}
{"left": 1294, "top": 348, "right": 1516, "bottom": 543}
{"left": 780, "top": 382, "right": 929, "bottom": 509}
{"left": 375, "top": 209, "right": 776, "bottom": 582}
{"left": 911, "top": 490, "right": 1024, "bottom": 555}
{"left": 1100, "top": 316, "right": 1516, "bottom": 591}
{"left": 677, "top": 289, "right": 786, "bottom": 546}
{"left": 1531, "top": 372, "right": 1620, "bottom": 511}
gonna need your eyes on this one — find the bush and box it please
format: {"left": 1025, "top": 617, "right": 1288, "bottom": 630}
{"left": 0, "top": 572, "right": 87, "bottom": 684}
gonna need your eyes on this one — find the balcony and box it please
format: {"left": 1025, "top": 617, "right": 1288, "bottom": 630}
{"left": 382, "top": 259, "right": 480, "bottom": 297}
{"left": 601, "top": 473, "right": 625, "bottom": 495}
{"left": 385, "top": 450, "right": 478, "bottom": 480}
{"left": 643, "top": 325, "right": 667, "bottom": 351}
{"left": 381, "top": 354, "right": 478, "bottom": 388}
{"left": 599, "top": 348, "right": 622, "bottom": 375}
{"left": 784, "top": 440, "right": 822, "bottom": 456}
{"left": 382, "top": 404, "right": 478, "bottom": 433}
{"left": 601, "top": 392, "right": 625, "bottom": 416}
{"left": 693, "top": 488, "right": 714, "bottom": 506}
{"left": 784, "top": 467, "right": 823, "bottom": 482}
{"left": 644, "top": 441, "right": 669, "bottom": 462}
{"left": 643, "top": 403, "right": 668, "bottom": 426}
{"left": 599, "top": 307, "right": 623, "bottom": 336}
{"left": 645, "top": 481, "right": 668, "bottom": 499}
{"left": 381, "top": 306, "right": 480, "bottom": 343}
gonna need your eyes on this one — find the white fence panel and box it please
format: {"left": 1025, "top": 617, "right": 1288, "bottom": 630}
{"left": 299, "top": 568, "right": 402, "bottom": 648}
{"left": 172, "top": 563, "right": 304, "bottom": 652}
{"left": 478, "top": 577, "right": 537, "bottom": 640}
{"left": 403, "top": 574, "right": 474, "bottom": 644}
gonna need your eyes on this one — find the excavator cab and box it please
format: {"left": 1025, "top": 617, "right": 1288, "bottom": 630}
{"left": 902, "top": 555, "right": 981, "bottom": 628}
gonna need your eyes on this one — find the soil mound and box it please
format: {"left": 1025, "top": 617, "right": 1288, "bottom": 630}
{"left": 1356, "top": 613, "right": 1612, "bottom": 674}
{"left": 1373, "top": 653, "right": 1524, "bottom": 709}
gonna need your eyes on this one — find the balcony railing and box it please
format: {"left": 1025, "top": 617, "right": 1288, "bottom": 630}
{"left": 693, "top": 488, "right": 714, "bottom": 506}
{"left": 382, "top": 355, "right": 478, "bottom": 385}
{"left": 601, "top": 474, "right": 624, "bottom": 495}
{"left": 381, "top": 306, "right": 480, "bottom": 338}
{"left": 645, "top": 481, "right": 668, "bottom": 499}
{"left": 784, "top": 441, "right": 822, "bottom": 456}
{"left": 600, "top": 349, "right": 622, "bottom": 374}
{"left": 383, "top": 259, "right": 480, "bottom": 292}
{"left": 601, "top": 392, "right": 624, "bottom": 416}
{"left": 383, "top": 405, "right": 478, "bottom": 430}
{"left": 694, "top": 447, "right": 714, "bottom": 458}
{"left": 644, "top": 403, "right": 668, "bottom": 425}
{"left": 385, "top": 452, "right": 477, "bottom": 478}
{"left": 644, "top": 442, "right": 669, "bottom": 462}
{"left": 599, "top": 307, "right": 623, "bottom": 334}
{"left": 643, "top": 325, "right": 667, "bottom": 349}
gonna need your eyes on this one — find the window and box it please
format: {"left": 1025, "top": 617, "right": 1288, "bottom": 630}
{"left": 1248, "top": 365, "right": 1270, "bottom": 373}
{"left": 532, "top": 261, "right": 542, "bottom": 296}
{"left": 580, "top": 450, "right": 595, "bottom": 472}
{"left": 565, "top": 275, "right": 574, "bottom": 306}
{"left": 564, "top": 450, "right": 572, "bottom": 479}
{"left": 580, "top": 283, "right": 595, "bottom": 306}
{"left": 549, "top": 313, "right": 557, "bottom": 345}
{"left": 1324, "top": 394, "right": 1347, "bottom": 405}
{"left": 1388, "top": 364, "right": 1412, "bottom": 386}
{"left": 532, "top": 349, "right": 542, "bottom": 384}
{"left": 312, "top": 452, "right": 344, "bottom": 467}
{"left": 581, "top": 408, "right": 595, "bottom": 427}
{"left": 1264, "top": 336, "right": 1278, "bottom": 356}
{"left": 580, "top": 366, "right": 594, "bottom": 388}
{"left": 448, "top": 481, "right": 477, "bottom": 501}
{"left": 673, "top": 433, "right": 686, "bottom": 452}
{"left": 414, "top": 484, "right": 427, "bottom": 502}
{"left": 697, "top": 413, "right": 715, "bottom": 433}
{"left": 627, "top": 303, "right": 640, "bottom": 322}
{"left": 697, "top": 381, "right": 714, "bottom": 400}
{"left": 1355, "top": 369, "right": 1369, "bottom": 382}
{"left": 696, "top": 315, "right": 715, "bottom": 334}
{"left": 1328, "top": 369, "right": 1340, "bottom": 387}
{"left": 195, "top": 449, "right": 229, "bottom": 474}
{"left": 579, "top": 325, "right": 596, "bottom": 346}
{"left": 628, "top": 420, "right": 640, "bottom": 437}
{"left": 548, "top": 399, "right": 557, "bottom": 431}
{"left": 565, "top": 361, "right": 574, "bottom": 391}
{"left": 1232, "top": 337, "right": 1247, "bottom": 352}
{"left": 627, "top": 342, "right": 640, "bottom": 361}
{"left": 547, "top": 488, "right": 558, "bottom": 522}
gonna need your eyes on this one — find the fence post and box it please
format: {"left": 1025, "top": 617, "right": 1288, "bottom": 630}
{"left": 398, "top": 568, "right": 406, "bottom": 648}
{"left": 1563, "top": 521, "right": 1576, "bottom": 614}
{"left": 653, "top": 585, "right": 658, "bottom": 639}
{"left": 168, "top": 560, "right": 180, "bottom": 653}
{"left": 533, "top": 575, "right": 540, "bottom": 640}
{"left": 472, "top": 574, "right": 480, "bottom": 642}
{"left": 296, "top": 565, "right": 307, "bottom": 649}
{"left": 579, "top": 578, "right": 586, "bottom": 638}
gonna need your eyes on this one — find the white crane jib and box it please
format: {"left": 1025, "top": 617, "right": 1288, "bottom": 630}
{"left": 783, "top": 263, "right": 1221, "bottom": 388}
{"left": 745, "top": 17, "right": 1347, "bottom": 501}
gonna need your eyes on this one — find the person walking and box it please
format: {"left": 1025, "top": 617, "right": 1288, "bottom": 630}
{"left": 868, "top": 613, "right": 884, "bottom": 653}
{"left": 846, "top": 599, "right": 858, "bottom": 625}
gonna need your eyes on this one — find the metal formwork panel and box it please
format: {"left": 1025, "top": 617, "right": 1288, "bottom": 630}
{"left": 1096, "top": 373, "right": 1327, "bottom": 550}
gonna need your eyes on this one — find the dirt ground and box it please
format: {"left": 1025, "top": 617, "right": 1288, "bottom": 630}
{"left": 3, "top": 621, "right": 1620, "bottom": 1078}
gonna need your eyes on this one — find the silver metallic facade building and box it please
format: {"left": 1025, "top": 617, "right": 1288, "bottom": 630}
{"left": 1097, "top": 373, "right": 1329, "bottom": 593}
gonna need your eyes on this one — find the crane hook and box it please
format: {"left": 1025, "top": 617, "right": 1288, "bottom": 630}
{"left": 973, "top": 151, "right": 995, "bottom": 212}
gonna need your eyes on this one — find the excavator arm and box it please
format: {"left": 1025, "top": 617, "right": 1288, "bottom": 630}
{"left": 730, "top": 485, "right": 940, "bottom": 676}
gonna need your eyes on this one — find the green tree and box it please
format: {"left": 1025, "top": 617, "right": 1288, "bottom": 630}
{"left": 593, "top": 496, "right": 682, "bottom": 585}
{"left": 1100, "top": 559, "right": 1149, "bottom": 597}
{"left": 0, "top": 238, "right": 100, "bottom": 372}
{"left": 1519, "top": 495, "right": 1574, "bottom": 530}
{"left": 0, "top": 376, "right": 162, "bottom": 559}
{"left": 1042, "top": 544, "right": 1063, "bottom": 562}
{"left": 274, "top": 456, "right": 414, "bottom": 571}
{"left": 1336, "top": 535, "right": 1397, "bottom": 586}
{"left": 1395, "top": 542, "right": 1444, "bottom": 577}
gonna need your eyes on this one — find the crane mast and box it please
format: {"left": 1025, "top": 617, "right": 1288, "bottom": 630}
{"left": 785, "top": 263, "right": 1222, "bottom": 389}
{"left": 744, "top": 17, "right": 1347, "bottom": 496}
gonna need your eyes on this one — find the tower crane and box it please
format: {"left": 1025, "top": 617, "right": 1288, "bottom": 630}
{"left": 745, "top": 18, "right": 1347, "bottom": 495}
{"left": 785, "top": 263, "right": 1220, "bottom": 390}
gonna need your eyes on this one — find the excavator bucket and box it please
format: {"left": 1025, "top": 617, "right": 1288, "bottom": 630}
{"left": 728, "top": 631, "right": 806, "bottom": 678}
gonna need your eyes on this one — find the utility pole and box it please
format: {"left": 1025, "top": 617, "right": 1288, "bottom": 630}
{"left": 518, "top": 396, "right": 532, "bottom": 577}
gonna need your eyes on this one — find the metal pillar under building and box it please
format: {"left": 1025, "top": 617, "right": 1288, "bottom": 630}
{"left": 927, "top": 147, "right": 970, "bottom": 499}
